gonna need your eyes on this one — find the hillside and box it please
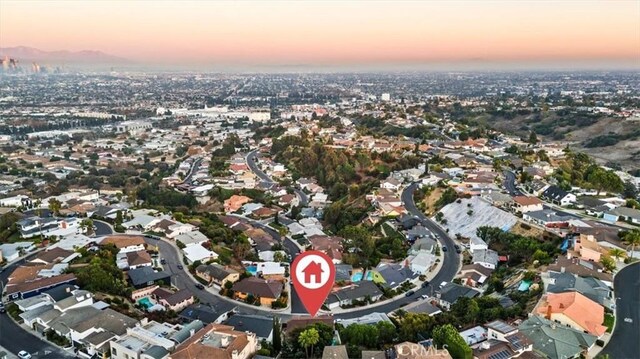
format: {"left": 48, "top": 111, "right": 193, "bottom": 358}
{"left": 474, "top": 113, "right": 640, "bottom": 170}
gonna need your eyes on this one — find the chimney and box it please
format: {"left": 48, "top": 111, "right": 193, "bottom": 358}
{"left": 221, "top": 335, "right": 230, "bottom": 348}
{"left": 560, "top": 267, "right": 565, "bottom": 273}
{"left": 190, "top": 328, "right": 195, "bottom": 337}
{"left": 550, "top": 323, "right": 557, "bottom": 330}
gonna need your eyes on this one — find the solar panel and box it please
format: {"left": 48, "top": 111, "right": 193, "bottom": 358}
{"left": 507, "top": 334, "right": 523, "bottom": 349}
{"left": 488, "top": 349, "right": 512, "bottom": 359}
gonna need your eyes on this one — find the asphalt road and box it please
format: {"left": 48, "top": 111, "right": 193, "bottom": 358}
{"left": 0, "top": 256, "right": 74, "bottom": 359}
{"left": 93, "top": 220, "right": 114, "bottom": 236}
{"left": 246, "top": 150, "right": 273, "bottom": 184}
{"left": 246, "top": 149, "right": 309, "bottom": 206}
{"left": 151, "top": 183, "right": 462, "bottom": 320}
{"left": 600, "top": 262, "right": 640, "bottom": 359}
{"left": 503, "top": 170, "right": 523, "bottom": 196}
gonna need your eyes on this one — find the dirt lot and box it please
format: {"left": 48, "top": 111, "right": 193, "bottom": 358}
{"left": 509, "top": 221, "right": 545, "bottom": 238}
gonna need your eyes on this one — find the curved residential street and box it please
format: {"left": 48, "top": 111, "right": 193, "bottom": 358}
{"left": 600, "top": 262, "right": 640, "bottom": 359}
{"left": 148, "top": 182, "right": 461, "bottom": 320}
{"left": 246, "top": 149, "right": 309, "bottom": 206}
{"left": 0, "top": 163, "right": 462, "bottom": 358}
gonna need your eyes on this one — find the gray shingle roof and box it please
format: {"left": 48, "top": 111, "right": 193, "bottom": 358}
{"left": 518, "top": 316, "right": 596, "bottom": 359}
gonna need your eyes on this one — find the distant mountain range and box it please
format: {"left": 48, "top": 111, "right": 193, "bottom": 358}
{"left": 0, "top": 46, "right": 129, "bottom": 64}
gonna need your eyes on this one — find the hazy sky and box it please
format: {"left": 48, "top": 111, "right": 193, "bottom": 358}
{"left": 1, "top": 0, "right": 639, "bottom": 69}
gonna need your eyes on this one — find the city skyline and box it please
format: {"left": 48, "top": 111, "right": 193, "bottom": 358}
{"left": 1, "top": 0, "right": 639, "bottom": 70}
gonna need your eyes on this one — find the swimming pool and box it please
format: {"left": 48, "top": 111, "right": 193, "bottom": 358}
{"left": 138, "top": 297, "right": 154, "bottom": 309}
{"left": 351, "top": 272, "right": 363, "bottom": 282}
{"left": 518, "top": 280, "right": 532, "bottom": 292}
{"left": 246, "top": 265, "right": 257, "bottom": 276}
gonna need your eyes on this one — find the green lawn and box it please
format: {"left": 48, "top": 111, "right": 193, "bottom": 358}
{"left": 603, "top": 313, "right": 615, "bottom": 333}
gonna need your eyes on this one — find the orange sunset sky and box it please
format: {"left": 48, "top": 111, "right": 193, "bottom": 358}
{"left": 1, "top": 0, "right": 639, "bottom": 69}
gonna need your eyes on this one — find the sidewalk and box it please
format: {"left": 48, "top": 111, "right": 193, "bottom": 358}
{"left": 0, "top": 345, "right": 17, "bottom": 359}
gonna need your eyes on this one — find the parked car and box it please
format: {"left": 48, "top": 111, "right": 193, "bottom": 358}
{"left": 18, "top": 351, "right": 32, "bottom": 359}
{"left": 454, "top": 244, "right": 461, "bottom": 253}
{"left": 160, "top": 259, "right": 167, "bottom": 264}
{"left": 177, "top": 265, "right": 184, "bottom": 270}
{"left": 442, "top": 245, "right": 448, "bottom": 252}
{"left": 0, "top": 303, "right": 5, "bottom": 313}
{"left": 421, "top": 294, "right": 429, "bottom": 299}
{"left": 421, "top": 281, "right": 430, "bottom": 288}
{"left": 195, "top": 283, "right": 205, "bottom": 290}
{"left": 405, "top": 290, "right": 415, "bottom": 297}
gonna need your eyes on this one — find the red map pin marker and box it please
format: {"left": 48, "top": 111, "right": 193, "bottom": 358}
{"left": 291, "top": 250, "right": 336, "bottom": 317}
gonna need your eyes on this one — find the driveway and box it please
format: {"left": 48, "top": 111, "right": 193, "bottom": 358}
{"left": 600, "top": 262, "right": 640, "bottom": 358}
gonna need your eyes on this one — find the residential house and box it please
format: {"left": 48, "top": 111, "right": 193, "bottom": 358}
{"left": 45, "top": 307, "right": 138, "bottom": 356}
{"left": 541, "top": 186, "right": 576, "bottom": 207}
{"left": 128, "top": 267, "right": 171, "bottom": 289}
{"left": 398, "top": 300, "right": 442, "bottom": 317}
{"left": 436, "top": 283, "right": 480, "bottom": 310}
{"left": 469, "top": 237, "right": 489, "bottom": 253}
{"left": 231, "top": 277, "right": 284, "bottom": 306}
{"left": 473, "top": 320, "right": 533, "bottom": 359}
{"left": 182, "top": 244, "right": 218, "bottom": 264}
{"left": 30, "top": 247, "right": 75, "bottom": 265}
{"left": 512, "top": 196, "right": 544, "bottom": 213}
{"left": 375, "top": 263, "right": 417, "bottom": 290}
{"left": 174, "top": 231, "right": 209, "bottom": 247}
{"left": 603, "top": 206, "right": 640, "bottom": 224}
{"left": 224, "top": 314, "right": 274, "bottom": 343}
{"left": 522, "top": 209, "right": 577, "bottom": 227}
{"left": 126, "top": 250, "right": 153, "bottom": 270}
{"left": 518, "top": 316, "right": 596, "bottom": 359}
{"left": 407, "top": 250, "right": 436, "bottom": 275}
{"left": 573, "top": 233, "right": 610, "bottom": 262}
{"left": 325, "top": 281, "right": 383, "bottom": 310}
{"left": 152, "top": 288, "right": 195, "bottom": 312}
{"left": 472, "top": 249, "right": 499, "bottom": 270}
{"left": 543, "top": 271, "right": 613, "bottom": 308}
{"left": 525, "top": 180, "right": 550, "bottom": 197}
{"left": 169, "top": 324, "right": 258, "bottom": 359}
{"left": 535, "top": 292, "right": 607, "bottom": 337}
{"left": 381, "top": 177, "right": 402, "bottom": 192}
{"left": 195, "top": 264, "right": 240, "bottom": 287}
{"left": 101, "top": 235, "right": 146, "bottom": 253}
{"left": 109, "top": 319, "right": 186, "bottom": 359}
{"left": 179, "top": 303, "right": 231, "bottom": 325}
{"left": 255, "top": 262, "right": 286, "bottom": 280}
{"left": 308, "top": 235, "right": 344, "bottom": 263}
{"left": 546, "top": 254, "right": 612, "bottom": 282}
{"left": 322, "top": 345, "right": 349, "bottom": 359}
{"left": 457, "top": 264, "right": 493, "bottom": 288}
{"left": 5, "top": 266, "right": 76, "bottom": 300}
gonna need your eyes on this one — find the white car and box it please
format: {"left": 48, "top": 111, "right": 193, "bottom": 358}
{"left": 18, "top": 351, "right": 32, "bottom": 359}
{"left": 421, "top": 294, "right": 429, "bottom": 299}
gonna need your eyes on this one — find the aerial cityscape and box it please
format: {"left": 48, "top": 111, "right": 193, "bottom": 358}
{"left": 0, "top": 1, "right": 639, "bottom": 359}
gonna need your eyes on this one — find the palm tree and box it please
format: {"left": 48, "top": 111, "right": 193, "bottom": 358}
{"left": 622, "top": 229, "right": 640, "bottom": 259}
{"left": 608, "top": 248, "right": 627, "bottom": 262}
{"left": 298, "top": 327, "right": 320, "bottom": 359}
